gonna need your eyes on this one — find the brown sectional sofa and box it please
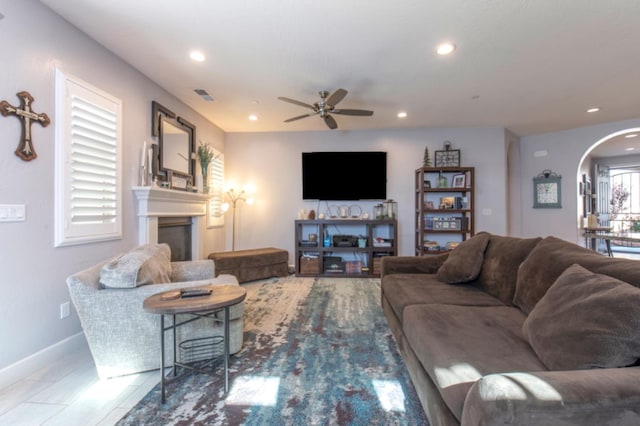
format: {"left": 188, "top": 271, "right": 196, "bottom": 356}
{"left": 381, "top": 233, "right": 640, "bottom": 426}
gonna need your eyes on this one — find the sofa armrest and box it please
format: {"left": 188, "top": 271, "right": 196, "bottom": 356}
{"left": 380, "top": 254, "right": 449, "bottom": 277}
{"left": 170, "top": 259, "right": 215, "bottom": 282}
{"left": 461, "top": 368, "right": 640, "bottom": 426}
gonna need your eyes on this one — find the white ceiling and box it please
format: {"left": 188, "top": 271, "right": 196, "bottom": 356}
{"left": 40, "top": 0, "right": 640, "bottom": 137}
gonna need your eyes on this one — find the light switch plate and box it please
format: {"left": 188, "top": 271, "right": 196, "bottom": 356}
{"left": 0, "top": 204, "right": 26, "bottom": 222}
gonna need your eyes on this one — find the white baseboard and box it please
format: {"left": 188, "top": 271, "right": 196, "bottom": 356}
{"left": 0, "top": 332, "right": 86, "bottom": 390}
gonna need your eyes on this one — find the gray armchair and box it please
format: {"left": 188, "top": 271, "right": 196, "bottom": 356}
{"left": 67, "top": 256, "right": 243, "bottom": 379}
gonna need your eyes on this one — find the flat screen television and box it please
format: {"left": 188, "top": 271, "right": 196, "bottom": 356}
{"left": 302, "top": 151, "right": 387, "bottom": 200}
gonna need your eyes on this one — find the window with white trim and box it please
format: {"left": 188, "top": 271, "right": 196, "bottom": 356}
{"left": 207, "top": 151, "right": 225, "bottom": 227}
{"left": 54, "top": 69, "right": 123, "bottom": 246}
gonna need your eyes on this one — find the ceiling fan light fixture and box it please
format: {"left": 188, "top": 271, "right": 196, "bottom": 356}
{"left": 248, "top": 114, "right": 258, "bottom": 121}
{"left": 397, "top": 111, "right": 408, "bottom": 118}
{"left": 436, "top": 42, "right": 456, "bottom": 55}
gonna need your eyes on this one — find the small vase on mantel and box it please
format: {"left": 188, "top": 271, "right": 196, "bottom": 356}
{"left": 201, "top": 162, "right": 209, "bottom": 194}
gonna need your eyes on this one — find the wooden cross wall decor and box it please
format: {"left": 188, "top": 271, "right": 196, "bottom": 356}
{"left": 0, "top": 91, "right": 50, "bottom": 161}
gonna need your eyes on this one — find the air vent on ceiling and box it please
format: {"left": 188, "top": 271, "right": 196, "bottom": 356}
{"left": 194, "top": 89, "right": 215, "bottom": 102}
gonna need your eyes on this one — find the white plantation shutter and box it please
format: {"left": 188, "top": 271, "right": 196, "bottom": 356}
{"left": 55, "top": 69, "right": 123, "bottom": 246}
{"left": 207, "top": 152, "right": 225, "bottom": 227}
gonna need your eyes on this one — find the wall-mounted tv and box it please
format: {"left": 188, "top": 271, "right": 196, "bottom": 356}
{"left": 302, "top": 151, "right": 387, "bottom": 200}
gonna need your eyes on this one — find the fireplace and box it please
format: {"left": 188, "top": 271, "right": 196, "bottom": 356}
{"left": 158, "top": 216, "right": 192, "bottom": 261}
{"left": 132, "top": 187, "right": 210, "bottom": 259}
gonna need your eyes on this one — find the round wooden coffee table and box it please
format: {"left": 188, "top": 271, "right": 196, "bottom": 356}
{"left": 144, "top": 284, "right": 246, "bottom": 403}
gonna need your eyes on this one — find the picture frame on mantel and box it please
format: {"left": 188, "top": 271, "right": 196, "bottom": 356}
{"left": 167, "top": 170, "right": 190, "bottom": 191}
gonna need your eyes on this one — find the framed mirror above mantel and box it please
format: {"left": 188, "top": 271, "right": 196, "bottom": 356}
{"left": 151, "top": 101, "right": 196, "bottom": 190}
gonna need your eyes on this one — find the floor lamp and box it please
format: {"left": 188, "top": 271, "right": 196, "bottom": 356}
{"left": 221, "top": 188, "right": 253, "bottom": 251}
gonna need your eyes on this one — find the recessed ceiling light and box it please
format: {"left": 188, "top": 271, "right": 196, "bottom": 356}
{"left": 397, "top": 112, "right": 407, "bottom": 118}
{"left": 624, "top": 133, "right": 638, "bottom": 138}
{"left": 625, "top": 147, "right": 636, "bottom": 151}
{"left": 586, "top": 107, "right": 600, "bottom": 113}
{"left": 248, "top": 115, "right": 258, "bottom": 121}
{"left": 189, "top": 50, "right": 206, "bottom": 62}
{"left": 436, "top": 43, "right": 456, "bottom": 55}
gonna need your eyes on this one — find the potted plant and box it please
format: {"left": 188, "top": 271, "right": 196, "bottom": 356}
{"left": 197, "top": 141, "right": 218, "bottom": 193}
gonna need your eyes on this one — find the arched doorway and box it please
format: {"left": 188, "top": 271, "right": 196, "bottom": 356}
{"left": 578, "top": 128, "right": 640, "bottom": 258}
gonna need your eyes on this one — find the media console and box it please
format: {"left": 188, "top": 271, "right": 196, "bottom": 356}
{"left": 294, "top": 219, "right": 397, "bottom": 278}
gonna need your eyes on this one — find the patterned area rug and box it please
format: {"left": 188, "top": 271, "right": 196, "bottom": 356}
{"left": 117, "top": 277, "right": 428, "bottom": 425}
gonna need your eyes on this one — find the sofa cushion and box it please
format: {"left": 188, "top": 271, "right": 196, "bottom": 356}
{"left": 99, "top": 243, "right": 172, "bottom": 289}
{"left": 403, "top": 304, "right": 547, "bottom": 421}
{"left": 382, "top": 273, "right": 505, "bottom": 324}
{"left": 475, "top": 235, "right": 542, "bottom": 305}
{"left": 523, "top": 264, "right": 640, "bottom": 370}
{"left": 513, "top": 236, "right": 640, "bottom": 314}
{"left": 436, "top": 232, "right": 490, "bottom": 283}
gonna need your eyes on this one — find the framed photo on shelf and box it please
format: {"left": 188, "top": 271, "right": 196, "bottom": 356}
{"left": 452, "top": 173, "right": 466, "bottom": 188}
{"left": 440, "top": 196, "right": 455, "bottom": 209}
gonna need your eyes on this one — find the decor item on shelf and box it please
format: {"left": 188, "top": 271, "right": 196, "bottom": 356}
{"left": 339, "top": 205, "right": 350, "bottom": 218}
{"left": 452, "top": 173, "right": 466, "bottom": 188}
{"left": 439, "top": 174, "right": 448, "bottom": 188}
{"left": 221, "top": 187, "right": 254, "bottom": 251}
{"left": 197, "top": 141, "right": 218, "bottom": 194}
{"left": 533, "top": 169, "right": 562, "bottom": 209}
{"left": 374, "top": 204, "right": 384, "bottom": 219}
{"left": 434, "top": 140, "right": 461, "bottom": 167}
{"left": 423, "top": 146, "right": 432, "bottom": 167}
{"left": 307, "top": 209, "right": 316, "bottom": 220}
{"left": 0, "top": 91, "right": 50, "bottom": 161}
{"left": 350, "top": 205, "right": 362, "bottom": 218}
{"left": 298, "top": 209, "right": 306, "bottom": 219}
{"left": 383, "top": 199, "right": 398, "bottom": 219}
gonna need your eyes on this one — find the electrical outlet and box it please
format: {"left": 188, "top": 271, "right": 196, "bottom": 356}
{"left": 60, "top": 302, "right": 70, "bottom": 319}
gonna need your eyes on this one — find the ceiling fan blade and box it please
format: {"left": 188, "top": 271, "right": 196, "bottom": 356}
{"left": 324, "top": 114, "right": 338, "bottom": 130}
{"left": 326, "top": 88, "right": 348, "bottom": 106}
{"left": 284, "top": 112, "right": 319, "bottom": 123}
{"left": 332, "top": 109, "right": 374, "bottom": 116}
{"left": 277, "top": 97, "right": 316, "bottom": 110}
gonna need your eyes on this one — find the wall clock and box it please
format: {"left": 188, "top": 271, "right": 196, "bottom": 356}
{"left": 533, "top": 170, "right": 562, "bottom": 208}
{"left": 434, "top": 141, "right": 461, "bottom": 167}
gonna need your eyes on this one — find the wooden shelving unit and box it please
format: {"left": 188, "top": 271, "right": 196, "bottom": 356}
{"left": 415, "top": 167, "right": 475, "bottom": 255}
{"left": 294, "top": 219, "right": 397, "bottom": 277}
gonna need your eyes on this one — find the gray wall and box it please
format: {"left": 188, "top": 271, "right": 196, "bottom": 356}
{"left": 0, "top": 0, "right": 226, "bottom": 375}
{"left": 519, "top": 119, "right": 640, "bottom": 241}
{"left": 224, "top": 127, "right": 511, "bottom": 259}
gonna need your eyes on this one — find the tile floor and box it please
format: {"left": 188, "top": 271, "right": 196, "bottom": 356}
{"left": 0, "top": 342, "right": 158, "bottom": 426}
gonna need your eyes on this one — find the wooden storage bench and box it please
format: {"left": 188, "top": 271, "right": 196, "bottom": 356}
{"left": 208, "top": 247, "right": 289, "bottom": 283}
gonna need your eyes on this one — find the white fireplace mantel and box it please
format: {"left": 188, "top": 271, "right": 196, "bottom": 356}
{"left": 132, "top": 186, "right": 211, "bottom": 259}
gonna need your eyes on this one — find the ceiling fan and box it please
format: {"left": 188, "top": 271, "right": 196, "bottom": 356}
{"left": 278, "top": 88, "right": 374, "bottom": 130}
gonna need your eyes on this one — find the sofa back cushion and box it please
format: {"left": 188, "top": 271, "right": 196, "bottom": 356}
{"left": 513, "top": 236, "right": 640, "bottom": 314}
{"left": 100, "top": 243, "right": 172, "bottom": 288}
{"left": 436, "top": 232, "right": 490, "bottom": 284}
{"left": 474, "top": 235, "right": 542, "bottom": 305}
{"left": 522, "top": 264, "right": 640, "bottom": 370}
